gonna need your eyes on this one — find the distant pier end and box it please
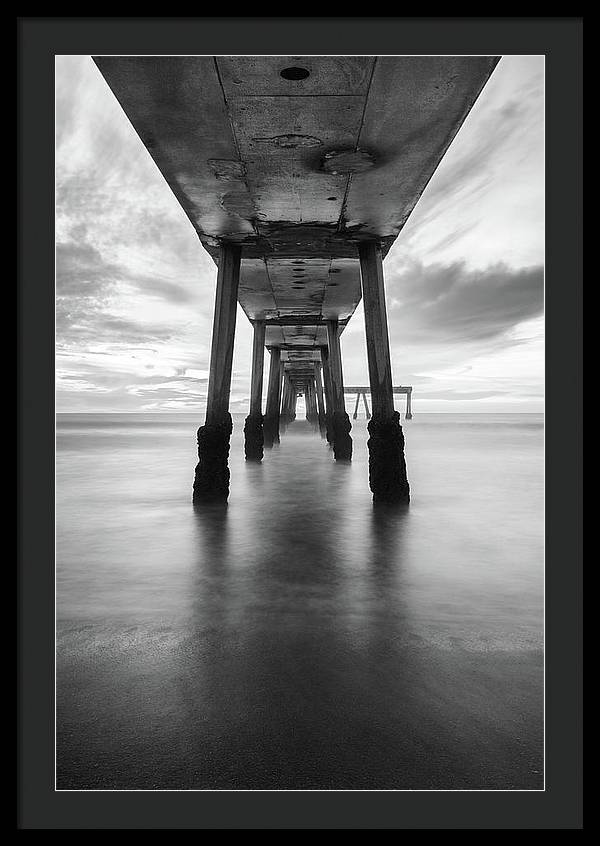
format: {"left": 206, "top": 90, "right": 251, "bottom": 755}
{"left": 346, "top": 386, "right": 413, "bottom": 421}
{"left": 93, "top": 55, "right": 500, "bottom": 504}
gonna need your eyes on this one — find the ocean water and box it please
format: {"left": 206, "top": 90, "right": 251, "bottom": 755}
{"left": 56, "top": 412, "right": 544, "bottom": 790}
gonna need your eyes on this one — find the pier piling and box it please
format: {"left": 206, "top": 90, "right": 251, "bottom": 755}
{"left": 314, "top": 363, "right": 327, "bottom": 437}
{"left": 244, "top": 319, "right": 266, "bottom": 461}
{"left": 326, "top": 320, "right": 352, "bottom": 461}
{"left": 263, "top": 348, "right": 282, "bottom": 449}
{"left": 359, "top": 242, "right": 409, "bottom": 503}
{"left": 193, "top": 243, "right": 240, "bottom": 504}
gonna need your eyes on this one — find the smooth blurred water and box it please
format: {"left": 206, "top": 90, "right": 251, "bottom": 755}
{"left": 56, "top": 413, "right": 544, "bottom": 790}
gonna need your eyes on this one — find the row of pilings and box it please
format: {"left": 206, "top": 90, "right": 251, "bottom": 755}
{"left": 192, "top": 241, "right": 410, "bottom": 507}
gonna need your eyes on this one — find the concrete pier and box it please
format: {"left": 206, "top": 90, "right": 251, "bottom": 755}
{"left": 326, "top": 320, "right": 352, "bottom": 460}
{"left": 244, "top": 319, "right": 266, "bottom": 461}
{"left": 279, "top": 376, "right": 290, "bottom": 428}
{"left": 193, "top": 243, "right": 240, "bottom": 503}
{"left": 405, "top": 387, "right": 413, "bottom": 420}
{"left": 94, "top": 55, "right": 500, "bottom": 502}
{"left": 359, "top": 241, "right": 409, "bottom": 503}
{"left": 280, "top": 374, "right": 296, "bottom": 431}
{"left": 305, "top": 379, "right": 319, "bottom": 428}
{"left": 320, "top": 346, "right": 334, "bottom": 446}
{"left": 314, "top": 362, "right": 327, "bottom": 437}
{"left": 264, "top": 348, "right": 282, "bottom": 449}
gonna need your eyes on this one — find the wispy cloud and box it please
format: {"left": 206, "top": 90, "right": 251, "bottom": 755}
{"left": 386, "top": 260, "right": 543, "bottom": 343}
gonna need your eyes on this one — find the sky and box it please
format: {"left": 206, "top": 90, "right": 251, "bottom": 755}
{"left": 56, "top": 55, "right": 544, "bottom": 414}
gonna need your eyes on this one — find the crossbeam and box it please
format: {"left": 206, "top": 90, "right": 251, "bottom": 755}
{"left": 264, "top": 316, "right": 349, "bottom": 327}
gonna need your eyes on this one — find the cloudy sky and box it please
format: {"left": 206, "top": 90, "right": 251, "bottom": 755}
{"left": 56, "top": 55, "right": 544, "bottom": 414}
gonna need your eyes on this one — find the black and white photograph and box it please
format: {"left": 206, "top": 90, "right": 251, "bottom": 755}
{"left": 52, "top": 51, "right": 549, "bottom": 794}
{"left": 15, "top": 14, "right": 584, "bottom": 828}
{"left": 52, "top": 52, "right": 548, "bottom": 793}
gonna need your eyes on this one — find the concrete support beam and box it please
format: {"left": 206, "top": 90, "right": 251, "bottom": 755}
{"left": 326, "top": 320, "right": 352, "bottom": 460}
{"left": 193, "top": 243, "right": 241, "bottom": 503}
{"left": 282, "top": 376, "right": 290, "bottom": 414}
{"left": 280, "top": 377, "right": 289, "bottom": 433}
{"left": 249, "top": 321, "right": 266, "bottom": 418}
{"left": 306, "top": 378, "right": 319, "bottom": 428}
{"left": 314, "top": 362, "right": 326, "bottom": 437}
{"left": 244, "top": 319, "right": 265, "bottom": 461}
{"left": 405, "top": 387, "right": 413, "bottom": 420}
{"left": 352, "top": 393, "right": 360, "bottom": 420}
{"left": 263, "top": 316, "right": 350, "bottom": 327}
{"left": 277, "top": 360, "right": 284, "bottom": 414}
{"left": 358, "top": 241, "right": 409, "bottom": 503}
{"left": 280, "top": 374, "right": 296, "bottom": 432}
{"left": 264, "top": 347, "right": 282, "bottom": 449}
{"left": 320, "top": 345, "right": 334, "bottom": 446}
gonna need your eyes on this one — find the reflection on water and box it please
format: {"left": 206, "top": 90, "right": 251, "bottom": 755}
{"left": 56, "top": 413, "right": 543, "bottom": 790}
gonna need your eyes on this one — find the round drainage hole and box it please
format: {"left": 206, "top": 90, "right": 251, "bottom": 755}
{"left": 280, "top": 66, "right": 310, "bottom": 81}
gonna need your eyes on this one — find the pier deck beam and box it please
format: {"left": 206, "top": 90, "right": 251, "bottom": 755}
{"left": 326, "top": 320, "right": 352, "bottom": 460}
{"left": 193, "top": 243, "right": 241, "bottom": 503}
{"left": 359, "top": 241, "right": 409, "bottom": 503}
{"left": 264, "top": 348, "right": 282, "bottom": 449}
{"left": 244, "top": 320, "right": 266, "bottom": 461}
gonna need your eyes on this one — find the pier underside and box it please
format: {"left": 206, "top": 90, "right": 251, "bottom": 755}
{"left": 94, "top": 55, "right": 500, "bottom": 502}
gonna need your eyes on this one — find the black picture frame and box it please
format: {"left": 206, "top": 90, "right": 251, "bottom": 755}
{"left": 18, "top": 16, "right": 582, "bottom": 829}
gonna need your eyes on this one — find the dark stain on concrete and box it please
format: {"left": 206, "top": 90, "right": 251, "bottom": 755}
{"left": 321, "top": 148, "right": 376, "bottom": 175}
{"left": 207, "top": 158, "right": 247, "bottom": 181}
{"left": 220, "top": 189, "right": 257, "bottom": 222}
{"left": 253, "top": 134, "right": 323, "bottom": 149}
